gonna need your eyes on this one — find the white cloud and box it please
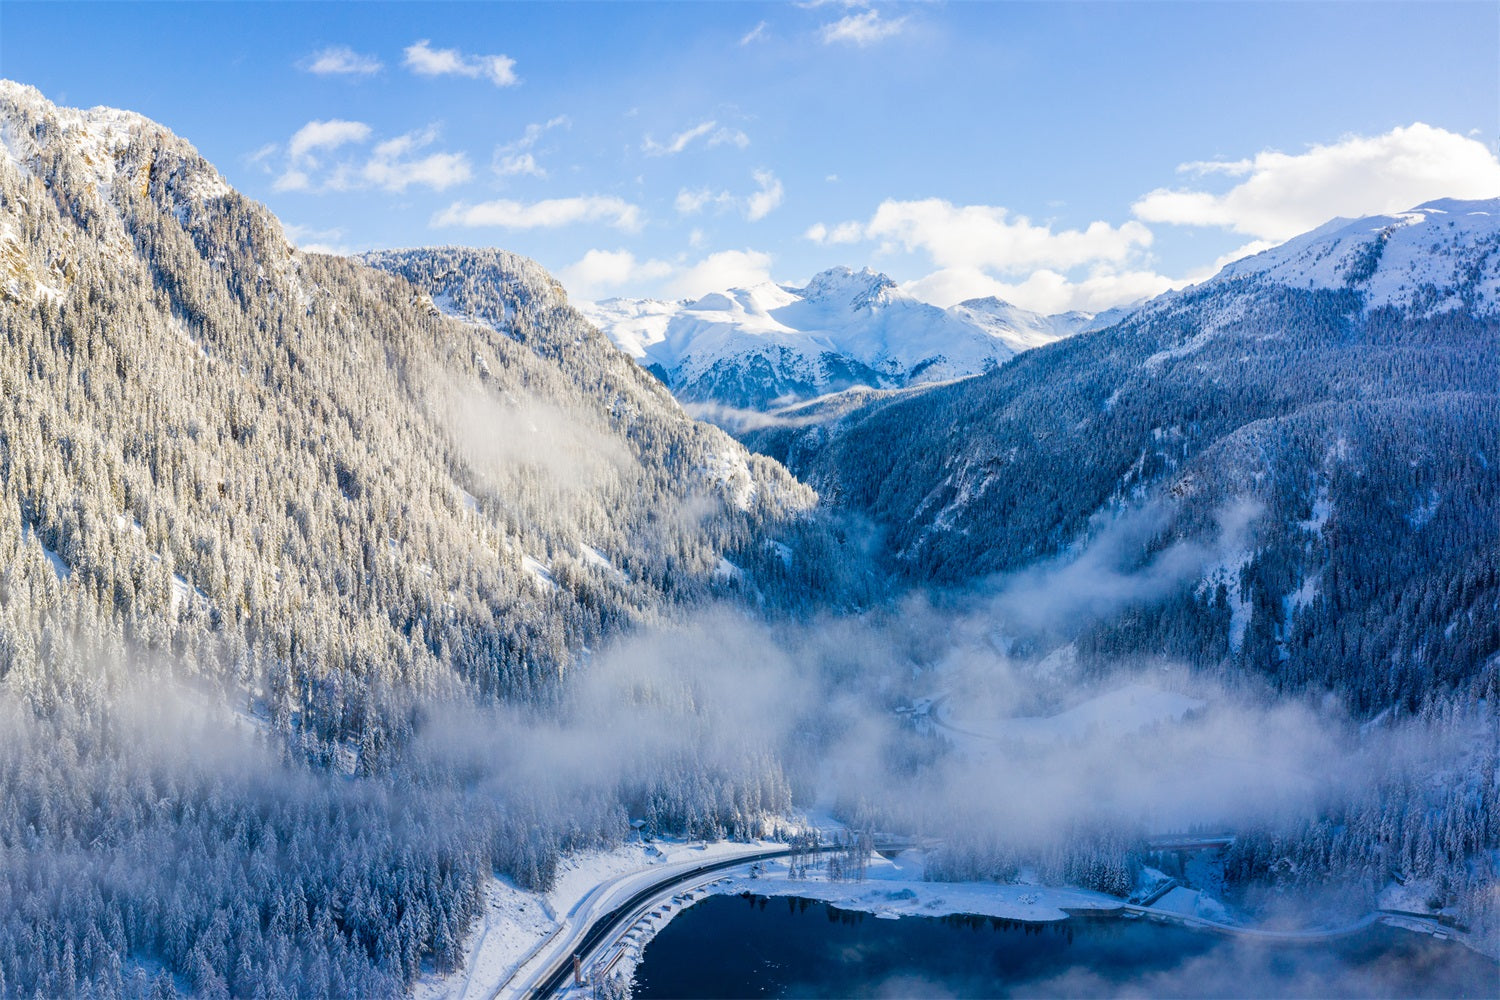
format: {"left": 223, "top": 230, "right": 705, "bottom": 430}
{"left": 558, "top": 249, "right": 674, "bottom": 300}
{"left": 1177, "top": 158, "right": 1254, "bottom": 178}
{"left": 804, "top": 220, "right": 863, "bottom": 245}
{"left": 434, "top": 195, "right": 643, "bottom": 231}
{"left": 746, "top": 169, "right": 783, "bottom": 221}
{"left": 404, "top": 39, "right": 519, "bottom": 86}
{"left": 370, "top": 126, "right": 435, "bottom": 161}
{"left": 343, "top": 125, "right": 471, "bottom": 192}
{"left": 803, "top": 197, "right": 1161, "bottom": 313}
{"left": 247, "top": 143, "right": 279, "bottom": 168}
{"left": 1133, "top": 123, "right": 1500, "bottom": 241}
{"left": 643, "top": 120, "right": 749, "bottom": 156}
{"left": 493, "top": 116, "right": 570, "bottom": 179}
{"left": 903, "top": 265, "right": 1181, "bottom": 315}
{"left": 708, "top": 127, "right": 751, "bottom": 150}
{"left": 740, "top": 20, "right": 769, "bottom": 45}
{"left": 821, "top": 8, "right": 908, "bottom": 45}
{"left": 643, "top": 120, "right": 716, "bottom": 156}
{"left": 282, "top": 223, "right": 349, "bottom": 255}
{"left": 301, "top": 46, "right": 383, "bottom": 76}
{"left": 675, "top": 188, "right": 724, "bottom": 215}
{"left": 272, "top": 169, "right": 311, "bottom": 193}
{"left": 497, "top": 153, "right": 544, "bottom": 178}
{"left": 665, "top": 250, "right": 776, "bottom": 299}
{"left": 274, "top": 121, "right": 470, "bottom": 194}
{"left": 287, "top": 119, "right": 371, "bottom": 163}
{"left": 508, "top": 117, "right": 571, "bottom": 150}
{"left": 675, "top": 171, "right": 782, "bottom": 220}
{"left": 854, "top": 198, "right": 1153, "bottom": 274}
{"left": 359, "top": 150, "right": 472, "bottom": 193}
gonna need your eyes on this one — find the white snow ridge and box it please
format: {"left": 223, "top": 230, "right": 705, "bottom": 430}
{"left": 578, "top": 266, "right": 1098, "bottom": 411}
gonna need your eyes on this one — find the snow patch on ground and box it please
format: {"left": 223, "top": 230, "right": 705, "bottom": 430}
{"left": 169, "top": 574, "right": 210, "bottom": 616}
{"left": 21, "top": 525, "right": 71, "bottom": 580}
{"left": 1286, "top": 572, "right": 1320, "bottom": 613}
{"left": 522, "top": 554, "right": 556, "bottom": 592}
{"left": 1406, "top": 489, "right": 1441, "bottom": 529}
{"left": 1144, "top": 329, "right": 1216, "bottom": 369}
{"left": 702, "top": 448, "right": 757, "bottom": 510}
{"left": 710, "top": 849, "right": 1120, "bottom": 924}
{"left": 431, "top": 291, "right": 509, "bottom": 338}
{"left": 1302, "top": 491, "right": 1333, "bottom": 533}
{"left": 579, "top": 543, "right": 627, "bottom": 583}
{"left": 1200, "top": 546, "right": 1253, "bottom": 653}
{"left": 113, "top": 514, "right": 146, "bottom": 539}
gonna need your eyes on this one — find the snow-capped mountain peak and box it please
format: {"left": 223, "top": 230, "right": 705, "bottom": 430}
{"left": 798, "top": 265, "right": 899, "bottom": 310}
{"left": 578, "top": 269, "right": 1093, "bottom": 412}
{"left": 1212, "top": 197, "right": 1500, "bottom": 315}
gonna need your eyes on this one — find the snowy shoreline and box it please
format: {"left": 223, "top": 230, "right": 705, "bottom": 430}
{"left": 417, "top": 838, "right": 1492, "bottom": 1000}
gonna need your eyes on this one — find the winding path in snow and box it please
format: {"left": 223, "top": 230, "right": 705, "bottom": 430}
{"left": 500, "top": 844, "right": 838, "bottom": 999}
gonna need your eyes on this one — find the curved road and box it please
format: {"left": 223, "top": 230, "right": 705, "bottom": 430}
{"left": 504, "top": 845, "right": 842, "bottom": 1000}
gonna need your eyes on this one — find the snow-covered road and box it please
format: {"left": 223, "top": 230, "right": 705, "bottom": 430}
{"left": 490, "top": 842, "right": 805, "bottom": 999}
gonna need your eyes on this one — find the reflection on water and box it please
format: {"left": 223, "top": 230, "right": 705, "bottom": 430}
{"left": 633, "top": 892, "right": 1497, "bottom": 999}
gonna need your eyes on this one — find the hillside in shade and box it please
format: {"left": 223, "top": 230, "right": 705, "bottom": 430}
{"left": 747, "top": 198, "right": 1500, "bottom": 711}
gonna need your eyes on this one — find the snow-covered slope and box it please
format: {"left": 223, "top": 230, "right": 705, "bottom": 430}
{"left": 948, "top": 297, "right": 1095, "bottom": 352}
{"left": 748, "top": 197, "right": 1500, "bottom": 596}
{"left": 0, "top": 78, "right": 846, "bottom": 704}
{"left": 1209, "top": 197, "right": 1500, "bottom": 315}
{"left": 578, "top": 267, "right": 1094, "bottom": 411}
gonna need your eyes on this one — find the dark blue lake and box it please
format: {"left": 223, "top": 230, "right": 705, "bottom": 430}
{"left": 632, "top": 893, "right": 1498, "bottom": 998}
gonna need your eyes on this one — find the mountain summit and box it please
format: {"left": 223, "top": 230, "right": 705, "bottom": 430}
{"left": 1209, "top": 197, "right": 1500, "bottom": 315}
{"left": 577, "top": 267, "right": 1096, "bottom": 411}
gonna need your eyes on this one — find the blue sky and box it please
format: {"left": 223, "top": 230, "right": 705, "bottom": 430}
{"left": 4, "top": 1, "right": 1498, "bottom": 312}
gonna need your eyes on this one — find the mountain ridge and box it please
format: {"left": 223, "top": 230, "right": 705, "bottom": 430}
{"left": 743, "top": 197, "right": 1500, "bottom": 712}
{"left": 577, "top": 265, "right": 1098, "bottom": 411}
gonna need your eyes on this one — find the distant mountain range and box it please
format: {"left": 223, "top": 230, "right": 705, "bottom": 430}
{"left": 577, "top": 267, "right": 1111, "bottom": 411}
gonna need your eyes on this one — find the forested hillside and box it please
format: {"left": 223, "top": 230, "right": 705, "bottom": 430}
{"left": 748, "top": 200, "right": 1500, "bottom": 712}
{"left": 0, "top": 80, "right": 852, "bottom": 721}
{"left": 0, "top": 82, "right": 855, "bottom": 998}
